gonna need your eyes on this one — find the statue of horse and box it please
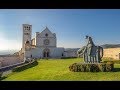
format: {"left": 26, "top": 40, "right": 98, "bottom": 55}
{"left": 77, "top": 36, "right": 103, "bottom": 63}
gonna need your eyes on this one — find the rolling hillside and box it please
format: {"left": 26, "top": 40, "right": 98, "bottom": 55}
{"left": 101, "top": 44, "right": 120, "bottom": 48}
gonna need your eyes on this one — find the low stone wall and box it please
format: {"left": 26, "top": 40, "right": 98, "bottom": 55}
{"left": 0, "top": 55, "right": 24, "bottom": 68}
{"left": 103, "top": 48, "right": 120, "bottom": 60}
{"left": 64, "top": 51, "right": 77, "bottom": 58}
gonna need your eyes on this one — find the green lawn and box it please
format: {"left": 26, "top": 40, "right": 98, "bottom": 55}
{"left": 2, "top": 58, "right": 120, "bottom": 81}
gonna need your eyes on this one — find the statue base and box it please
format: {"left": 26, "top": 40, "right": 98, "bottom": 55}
{"left": 69, "top": 62, "right": 114, "bottom": 72}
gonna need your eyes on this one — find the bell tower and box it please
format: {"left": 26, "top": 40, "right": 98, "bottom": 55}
{"left": 22, "top": 24, "right": 32, "bottom": 52}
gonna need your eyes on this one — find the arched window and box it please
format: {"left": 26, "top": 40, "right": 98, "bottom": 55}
{"left": 26, "top": 40, "right": 30, "bottom": 44}
{"left": 45, "top": 33, "right": 48, "bottom": 37}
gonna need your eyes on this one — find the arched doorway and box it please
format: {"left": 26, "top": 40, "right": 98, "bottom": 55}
{"left": 43, "top": 48, "right": 50, "bottom": 58}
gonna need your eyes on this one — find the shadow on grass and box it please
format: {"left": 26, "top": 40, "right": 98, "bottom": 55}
{"left": 113, "top": 68, "right": 120, "bottom": 72}
{"left": 0, "top": 76, "right": 7, "bottom": 81}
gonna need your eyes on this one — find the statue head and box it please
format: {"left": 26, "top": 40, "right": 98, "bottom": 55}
{"left": 85, "top": 35, "right": 92, "bottom": 40}
{"left": 85, "top": 35, "right": 91, "bottom": 42}
{"left": 85, "top": 35, "right": 89, "bottom": 39}
{"left": 85, "top": 35, "right": 94, "bottom": 46}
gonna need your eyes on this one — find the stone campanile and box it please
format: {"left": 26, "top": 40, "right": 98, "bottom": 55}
{"left": 22, "top": 24, "right": 32, "bottom": 52}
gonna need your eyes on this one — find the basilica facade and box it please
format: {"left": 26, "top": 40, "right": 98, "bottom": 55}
{"left": 20, "top": 24, "right": 77, "bottom": 60}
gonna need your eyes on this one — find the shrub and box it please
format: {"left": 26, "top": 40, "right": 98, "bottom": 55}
{"left": 0, "top": 72, "right": 3, "bottom": 77}
{"left": 69, "top": 63, "right": 114, "bottom": 72}
{"left": 0, "top": 72, "right": 3, "bottom": 81}
{"left": 86, "top": 64, "right": 92, "bottom": 72}
{"left": 12, "top": 60, "right": 38, "bottom": 72}
{"left": 91, "top": 64, "right": 99, "bottom": 72}
{"left": 106, "top": 63, "right": 114, "bottom": 72}
{"left": 80, "top": 64, "right": 86, "bottom": 72}
{"left": 98, "top": 63, "right": 106, "bottom": 72}
{"left": 70, "top": 63, "right": 77, "bottom": 72}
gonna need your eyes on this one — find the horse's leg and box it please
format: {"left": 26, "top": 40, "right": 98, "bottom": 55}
{"left": 92, "top": 56, "right": 94, "bottom": 63}
{"left": 95, "top": 47, "right": 98, "bottom": 63}
{"left": 87, "top": 55, "right": 90, "bottom": 63}
{"left": 86, "top": 56, "right": 87, "bottom": 63}
{"left": 89, "top": 56, "right": 92, "bottom": 63}
{"left": 86, "top": 53, "right": 89, "bottom": 63}
{"left": 95, "top": 52, "right": 98, "bottom": 63}
{"left": 93, "top": 56, "right": 94, "bottom": 63}
{"left": 89, "top": 56, "right": 91, "bottom": 63}
{"left": 93, "top": 47, "right": 97, "bottom": 63}
{"left": 97, "top": 46, "right": 101, "bottom": 63}
{"left": 94, "top": 56, "right": 96, "bottom": 63}
{"left": 83, "top": 53, "right": 86, "bottom": 63}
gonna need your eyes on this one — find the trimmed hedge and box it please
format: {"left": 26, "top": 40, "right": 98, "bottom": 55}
{"left": 0, "top": 72, "right": 3, "bottom": 77}
{"left": 69, "top": 62, "right": 114, "bottom": 72}
{"left": 12, "top": 60, "right": 38, "bottom": 72}
{"left": 0, "top": 76, "right": 7, "bottom": 81}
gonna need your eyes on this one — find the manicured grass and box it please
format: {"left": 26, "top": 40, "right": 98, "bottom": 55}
{"left": 2, "top": 58, "right": 120, "bottom": 81}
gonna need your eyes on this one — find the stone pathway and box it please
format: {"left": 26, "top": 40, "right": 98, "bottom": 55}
{"left": 0, "top": 62, "right": 25, "bottom": 77}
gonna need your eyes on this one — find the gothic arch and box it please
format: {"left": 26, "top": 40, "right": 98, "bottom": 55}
{"left": 26, "top": 40, "right": 30, "bottom": 44}
{"left": 43, "top": 48, "right": 50, "bottom": 58}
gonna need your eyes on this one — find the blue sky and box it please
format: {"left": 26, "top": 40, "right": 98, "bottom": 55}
{"left": 0, "top": 9, "right": 120, "bottom": 51}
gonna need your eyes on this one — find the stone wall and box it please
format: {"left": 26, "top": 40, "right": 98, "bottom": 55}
{"left": 64, "top": 51, "right": 77, "bottom": 57}
{"left": 0, "top": 55, "right": 24, "bottom": 68}
{"left": 103, "top": 48, "right": 120, "bottom": 60}
{"left": 25, "top": 47, "right": 65, "bottom": 59}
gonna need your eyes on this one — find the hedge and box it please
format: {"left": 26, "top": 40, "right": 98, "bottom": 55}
{"left": 12, "top": 60, "right": 38, "bottom": 72}
{"left": 69, "top": 62, "right": 114, "bottom": 72}
{"left": 0, "top": 72, "right": 2, "bottom": 77}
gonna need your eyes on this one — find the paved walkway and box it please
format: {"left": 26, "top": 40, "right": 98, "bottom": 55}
{"left": 0, "top": 62, "right": 25, "bottom": 77}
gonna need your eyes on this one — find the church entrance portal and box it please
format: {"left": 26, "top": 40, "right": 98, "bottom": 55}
{"left": 43, "top": 49, "right": 50, "bottom": 58}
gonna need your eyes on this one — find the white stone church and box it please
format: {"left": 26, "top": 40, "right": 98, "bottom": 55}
{"left": 19, "top": 24, "right": 78, "bottom": 60}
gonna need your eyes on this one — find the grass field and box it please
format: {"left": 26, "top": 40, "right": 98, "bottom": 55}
{"left": 2, "top": 58, "right": 120, "bottom": 81}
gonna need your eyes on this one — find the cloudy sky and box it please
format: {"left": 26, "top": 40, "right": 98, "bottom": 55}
{"left": 0, "top": 9, "right": 120, "bottom": 52}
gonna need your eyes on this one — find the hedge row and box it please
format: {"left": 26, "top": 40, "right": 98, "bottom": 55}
{"left": 0, "top": 72, "right": 2, "bottom": 77}
{"left": 69, "top": 62, "right": 114, "bottom": 72}
{"left": 12, "top": 60, "right": 38, "bottom": 72}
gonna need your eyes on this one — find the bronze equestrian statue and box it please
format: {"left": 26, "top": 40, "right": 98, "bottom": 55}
{"left": 77, "top": 36, "right": 103, "bottom": 63}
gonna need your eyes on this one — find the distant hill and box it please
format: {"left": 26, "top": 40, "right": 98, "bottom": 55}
{"left": 101, "top": 44, "right": 120, "bottom": 49}
{"left": 0, "top": 50, "right": 19, "bottom": 55}
{"left": 64, "top": 48, "right": 80, "bottom": 51}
